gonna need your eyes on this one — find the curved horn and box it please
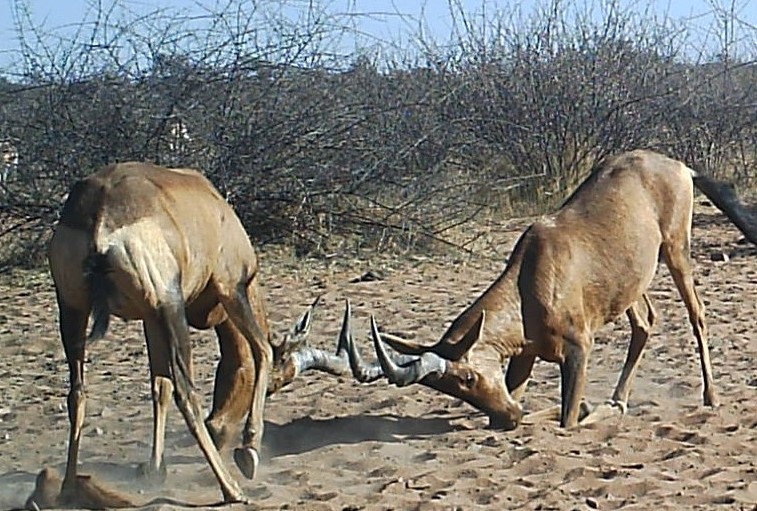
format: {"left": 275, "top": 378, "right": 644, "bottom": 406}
{"left": 456, "top": 310, "right": 485, "bottom": 358}
{"left": 434, "top": 310, "right": 486, "bottom": 361}
{"left": 268, "top": 341, "right": 351, "bottom": 395}
{"left": 377, "top": 331, "right": 434, "bottom": 356}
{"left": 339, "top": 299, "right": 384, "bottom": 382}
{"left": 287, "top": 346, "right": 349, "bottom": 377}
{"left": 337, "top": 298, "right": 352, "bottom": 356}
{"left": 371, "top": 316, "right": 447, "bottom": 387}
{"left": 291, "top": 295, "right": 321, "bottom": 340}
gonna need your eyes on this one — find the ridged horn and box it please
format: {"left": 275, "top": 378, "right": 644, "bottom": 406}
{"left": 370, "top": 315, "right": 447, "bottom": 387}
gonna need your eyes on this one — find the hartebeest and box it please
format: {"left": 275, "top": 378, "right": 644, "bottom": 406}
{"left": 332, "top": 150, "right": 756, "bottom": 429}
{"left": 47, "top": 161, "right": 326, "bottom": 504}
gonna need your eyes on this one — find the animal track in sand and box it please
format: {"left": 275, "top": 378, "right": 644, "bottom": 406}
{"left": 654, "top": 424, "right": 708, "bottom": 445}
{"left": 269, "top": 468, "right": 308, "bottom": 485}
{"left": 367, "top": 466, "right": 397, "bottom": 478}
{"left": 660, "top": 447, "right": 691, "bottom": 461}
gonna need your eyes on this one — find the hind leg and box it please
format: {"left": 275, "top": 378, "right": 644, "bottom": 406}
{"left": 610, "top": 293, "right": 657, "bottom": 412}
{"left": 135, "top": 316, "right": 175, "bottom": 483}
{"left": 205, "top": 319, "right": 255, "bottom": 450}
{"left": 159, "top": 300, "right": 245, "bottom": 503}
{"left": 662, "top": 243, "right": 718, "bottom": 407}
{"left": 57, "top": 303, "right": 89, "bottom": 500}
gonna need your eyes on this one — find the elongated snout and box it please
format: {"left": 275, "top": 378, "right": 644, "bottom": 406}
{"left": 487, "top": 405, "right": 522, "bottom": 431}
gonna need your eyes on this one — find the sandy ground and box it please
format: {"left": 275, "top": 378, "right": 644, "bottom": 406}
{"left": 0, "top": 204, "right": 755, "bottom": 511}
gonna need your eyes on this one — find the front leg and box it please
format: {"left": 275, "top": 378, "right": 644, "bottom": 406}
{"left": 215, "top": 281, "right": 271, "bottom": 481}
{"left": 559, "top": 335, "right": 592, "bottom": 428}
{"left": 505, "top": 353, "right": 536, "bottom": 402}
{"left": 234, "top": 335, "right": 271, "bottom": 480}
{"left": 206, "top": 320, "right": 255, "bottom": 451}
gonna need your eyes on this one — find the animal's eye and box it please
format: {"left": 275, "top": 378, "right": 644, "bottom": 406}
{"left": 463, "top": 371, "right": 476, "bottom": 387}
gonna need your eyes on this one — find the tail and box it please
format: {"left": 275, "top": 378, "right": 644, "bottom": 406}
{"left": 689, "top": 169, "right": 757, "bottom": 246}
{"left": 85, "top": 253, "right": 112, "bottom": 342}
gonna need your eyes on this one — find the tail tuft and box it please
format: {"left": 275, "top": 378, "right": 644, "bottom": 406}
{"left": 87, "top": 300, "right": 111, "bottom": 343}
{"left": 85, "top": 253, "right": 112, "bottom": 342}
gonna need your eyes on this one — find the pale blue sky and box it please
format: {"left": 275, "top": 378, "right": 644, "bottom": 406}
{"left": 1, "top": 0, "right": 755, "bottom": 71}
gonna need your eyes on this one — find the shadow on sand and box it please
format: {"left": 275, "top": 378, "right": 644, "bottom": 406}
{"left": 165, "top": 412, "right": 459, "bottom": 462}
{"left": 261, "top": 413, "right": 457, "bottom": 458}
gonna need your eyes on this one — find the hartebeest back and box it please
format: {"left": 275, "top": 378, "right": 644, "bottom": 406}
{"left": 46, "top": 162, "right": 331, "bottom": 504}
{"left": 337, "top": 150, "right": 755, "bottom": 429}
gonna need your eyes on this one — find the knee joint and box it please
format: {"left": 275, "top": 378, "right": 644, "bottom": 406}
{"left": 67, "top": 386, "right": 85, "bottom": 408}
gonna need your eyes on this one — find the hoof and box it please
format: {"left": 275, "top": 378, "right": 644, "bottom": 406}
{"left": 135, "top": 460, "right": 167, "bottom": 484}
{"left": 219, "top": 480, "right": 247, "bottom": 505}
{"left": 606, "top": 399, "right": 628, "bottom": 415}
{"left": 233, "top": 447, "right": 260, "bottom": 480}
{"left": 704, "top": 390, "right": 720, "bottom": 408}
{"left": 580, "top": 401, "right": 625, "bottom": 426}
{"left": 224, "top": 493, "right": 251, "bottom": 505}
{"left": 578, "top": 400, "right": 594, "bottom": 422}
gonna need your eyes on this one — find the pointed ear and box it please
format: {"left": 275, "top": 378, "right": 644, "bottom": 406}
{"left": 272, "top": 296, "right": 319, "bottom": 356}
{"left": 437, "top": 310, "right": 486, "bottom": 361}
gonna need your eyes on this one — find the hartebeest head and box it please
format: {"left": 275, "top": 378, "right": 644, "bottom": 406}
{"left": 263, "top": 296, "right": 523, "bottom": 429}
{"left": 267, "top": 296, "right": 352, "bottom": 394}
{"left": 370, "top": 312, "right": 523, "bottom": 430}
